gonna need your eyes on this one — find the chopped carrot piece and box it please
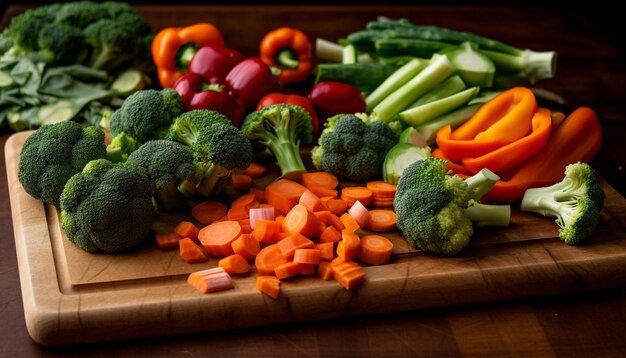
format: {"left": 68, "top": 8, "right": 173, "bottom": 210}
{"left": 155, "top": 232, "right": 181, "bottom": 250}
{"left": 274, "top": 261, "right": 304, "bottom": 279}
{"left": 282, "top": 204, "right": 323, "bottom": 238}
{"left": 366, "top": 181, "right": 397, "bottom": 198}
{"left": 299, "top": 189, "right": 326, "bottom": 212}
{"left": 298, "top": 263, "right": 316, "bottom": 275}
{"left": 301, "top": 172, "right": 339, "bottom": 190}
{"left": 231, "top": 174, "right": 253, "bottom": 191}
{"left": 319, "top": 226, "right": 342, "bottom": 243}
{"left": 333, "top": 261, "right": 366, "bottom": 290}
{"left": 191, "top": 200, "right": 228, "bottom": 225}
{"left": 358, "top": 235, "right": 394, "bottom": 265}
{"left": 365, "top": 210, "right": 397, "bottom": 232}
{"left": 255, "top": 244, "right": 289, "bottom": 275}
{"left": 324, "top": 198, "right": 348, "bottom": 216}
{"left": 198, "top": 221, "right": 242, "bottom": 257}
{"left": 273, "top": 231, "right": 291, "bottom": 242}
{"left": 265, "top": 179, "right": 307, "bottom": 214}
{"left": 276, "top": 233, "right": 315, "bottom": 258}
{"left": 219, "top": 254, "right": 251, "bottom": 274}
{"left": 179, "top": 238, "right": 208, "bottom": 263}
{"left": 348, "top": 200, "right": 371, "bottom": 228}
{"left": 317, "top": 261, "right": 334, "bottom": 281}
{"left": 252, "top": 220, "right": 283, "bottom": 244}
{"left": 293, "top": 248, "right": 321, "bottom": 265}
{"left": 244, "top": 162, "right": 267, "bottom": 178}
{"left": 256, "top": 275, "right": 280, "bottom": 299}
{"left": 231, "top": 192, "right": 259, "bottom": 210}
{"left": 316, "top": 242, "right": 335, "bottom": 261}
{"left": 227, "top": 205, "right": 250, "bottom": 221}
{"left": 188, "top": 267, "right": 234, "bottom": 293}
{"left": 337, "top": 230, "right": 360, "bottom": 261}
{"left": 275, "top": 215, "right": 285, "bottom": 225}
{"left": 173, "top": 221, "right": 199, "bottom": 241}
{"left": 231, "top": 233, "right": 260, "bottom": 260}
{"left": 307, "top": 186, "right": 338, "bottom": 199}
{"left": 238, "top": 218, "right": 252, "bottom": 234}
{"left": 250, "top": 188, "right": 266, "bottom": 203}
{"left": 340, "top": 213, "right": 360, "bottom": 233}
{"left": 341, "top": 186, "right": 373, "bottom": 207}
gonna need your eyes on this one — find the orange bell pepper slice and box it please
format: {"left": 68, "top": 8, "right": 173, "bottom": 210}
{"left": 461, "top": 108, "right": 552, "bottom": 174}
{"left": 259, "top": 27, "right": 313, "bottom": 84}
{"left": 151, "top": 23, "right": 224, "bottom": 88}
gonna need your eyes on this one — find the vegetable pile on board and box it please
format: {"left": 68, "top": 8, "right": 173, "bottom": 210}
{"left": 12, "top": 3, "right": 606, "bottom": 299}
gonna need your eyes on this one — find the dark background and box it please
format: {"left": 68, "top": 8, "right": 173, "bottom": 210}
{"left": 1, "top": 1, "right": 623, "bottom": 57}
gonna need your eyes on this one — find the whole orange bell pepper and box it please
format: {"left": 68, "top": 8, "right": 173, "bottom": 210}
{"left": 436, "top": 87, "right": 537, "bottom": 160}
{"left": 152, "top": 23, "right": 224, "bottom": 88}
{"left": 259, "top": 27, "right": 313, "bottom": 84}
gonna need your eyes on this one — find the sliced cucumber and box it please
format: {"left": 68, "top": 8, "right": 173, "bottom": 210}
{"left": 111, "top": 68, "right": 147, "bottom": 97}
{"left": 37, "top": 100, "right": 76, "bottom": 125}
{"left": 383, "top": 143, "right": 431, "bottom": 184}
{"left": 375, "top": 38, "right": 454, "bottom": 58}
{"left": 442, "top": 42, "right": 495, "bottom": 87}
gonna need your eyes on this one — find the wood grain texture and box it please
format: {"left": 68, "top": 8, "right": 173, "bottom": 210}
{"left": 5, "top": 130, "right": 626, "bottom": 346}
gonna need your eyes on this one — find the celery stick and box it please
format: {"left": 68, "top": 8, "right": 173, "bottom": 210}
{"left": 442, "top": 42, "right": 495, "bottom": 87}
{"left": 481, "top": 48, "right": 556, "bottom": 83}
{"left": 415, "top": 103, "right": 482, "bottom": 145}
{"left": 365, "top": 58, "right": 424, "bottom": 111}
{"left": 315, "top": 38, "right": 344, "bottom": 62}
{"left": 371, "top": 55, "right": 455, "bottom": 121}
{"left": 409, "top": 75, "right": 466, "bottom": 108}
{"left": 399, "top": 87, "right": 479, "bottom": 127}
{"left": 342, "top": 44, "right": 358, "bottom": 64}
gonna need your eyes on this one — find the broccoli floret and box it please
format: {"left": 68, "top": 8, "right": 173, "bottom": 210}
{"left": 6, "top": 4, "right": 60, "bottom": 52}
{"left": 241, "top": 104, "right": 312, "bottom": 180}
{"left": 167, "top": 110, "right": 253, "bottom": 197}
{"left": 37, "top": 23, "right": 87, "bottom": 65}
{"left": 83, "top": 19, "right": 135, "bottom": 71}
{"left": 60, "top": 158, "right": 153, "bottom": 253}
{"left": 393, "top": 157, "right": 510, "bottom": 256}
{"left": 17, "top": 121, "right": 106, "bottom": 208}
{"left": 107, "top": 89, "right": 183, "bottom": 161}
{"left": 127, "top": 140, "right": 197, "bottom": 212}
{"left": 311, "top": 114, "right": 397, "bottom": 182}
{"left": 54, "top": 1, "right": 107, "bottom": 29}
{"left": 520, "top": 162, "right": 605, "bottom": 245}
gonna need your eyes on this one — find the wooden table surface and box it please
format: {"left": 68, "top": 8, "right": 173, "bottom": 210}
{"left": 1, "top": 4, "right": 625, "bottom": 356}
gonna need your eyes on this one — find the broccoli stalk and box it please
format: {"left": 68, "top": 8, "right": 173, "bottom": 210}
{"left": 520, "top": 162, "right": 605, "bottom": 245}
{"left": 242, "top": 104, "right": 312, "bottom": 180}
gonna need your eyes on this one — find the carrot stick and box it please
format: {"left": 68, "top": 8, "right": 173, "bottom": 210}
{"left": 155, "top": 232, "right": 181, "bottom": 250}
{"left": 282, "top": 204, "right": 323, "bottom": 238}
{"left": 365, "top": 210, "right": 397, "bottom": 232}
{"left": 173, "top": 221, "right": 199, "bottom": 241}
{"left": 244, "top": 162, "right": 268, "bottom": 178}
{"left": 299, "top": 189, "right": 326, "bottom": 212}
{"left": 317, "top": 261, "right": 334, "bottom": 281}
{"left": 252, "top": 219, "right": 283, "bottom": 244}
{"left": 231, "top": 233, "right": 260, "bottom": 260}
{"left": 324, "top": 198, "right": 348, "bottom": 216}
{"left": 337, "top": 230, "right": 361, "bottom": 261}
{"left": 340, "top": 213, "right": 360, "bottom": 233}
{"left": 319, "top": 226, "right": 342, "bottom": 243}
{"left": 332, "top": 261, "right": 365, "bottom": 290}
{"left": 198, "top": 221, "right": 242, "bottom": 257}
{"left": 265, "top": 179, "right": 308, "bottom": 214}
{"left": 231, "top": 174, "right": 253, "bottom": 191}
{"left": 358, "top": 235, "right": 394, "bottom": 265}
{"left": 274, "top": 261, "right": 305, "bottom": 279}
{"left": 348, "top": 200, "right": 371, "bottom": 228}
{"left": 341, "top": 186, "right": 373, "bottom": 207}
{"left": 316, "top": 242, "right": 335, "bottom": 261}
{"left": 179, "top": 238, "right": 208, "bottom": 263}
{"left": 255, "top": 244, "right": 289, "bottom": 275}
{"left": 218, "top": 254, "right": 251, "bottom": 274}
{"left": 256, "top": 275, "right": 281, "bottom": 299}
{"left": 188, "top": 267, "right": 234, "bottom": 293}
{"left": 293, "top": 248, "right": 321, "bottom": 265}
{"left": 301, "top": 172, "right": 339, "bottom": 190}
{"left": 276, "top": 233, "right": 315, "bottom": 258}
{"left": 191, "top": 200, "right": 228, "bottom": 225}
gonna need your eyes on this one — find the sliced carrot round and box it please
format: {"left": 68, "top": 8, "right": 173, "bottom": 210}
{"left": 341, "top": 186, "right": 373, "bottom": 207}
{"left": 365, "top": 210, "right": 397, "bottom": 232}
{"left": 219, "top": 254, "right": 251, "bottom": 274}
{"left": 358, "top": 235, "right": 393, "bottom": 265}
{"left": 191, "top": 200, "right": 228, "bottom": 225}
{"left": 198, "top": 221, "right": 242, "bottom": 257}
{"left": 255, "top": 244, "right": 289, "bottom": 275}
{"left": 244, "top": 162, "right": 267, "bottom": 178}
{"left": 282, "top": 204, "right": 323, "bottom": 238}
{"left": 301, "top": 172, "right": 339, "bottom": 190}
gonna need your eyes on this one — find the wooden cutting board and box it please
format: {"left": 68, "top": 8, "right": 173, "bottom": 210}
{"left": 5, "top": 131, "right": 626, "bottom": 346}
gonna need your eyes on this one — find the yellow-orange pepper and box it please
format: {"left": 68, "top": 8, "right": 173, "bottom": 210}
{"left": 259, "top": 27, "right": 313, "bottom": 84}
{"left": 151, "top": 23, "right": 224, "bottom": 88}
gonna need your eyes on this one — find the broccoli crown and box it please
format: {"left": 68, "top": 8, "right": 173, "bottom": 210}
{"left": 520, "top": 162, "right": 605, "bottom": 245}
{"left": 37, "top": 23, "right": 87, "bottom": 65}
{"left": 8, "top": 5, "right": 59, "bottom": 51}
{"left": 109, "top": 89, "right": 183, "bottom": 143}
{"left": 312, "top": 114, "right": 397, "bottom": 182}
{"left": 127, "top": 140, "right": 197, "bottom": 190}
{"left": 168, "top": 110, "right": 252, "bottom": 170}
{"left": 18, "top": 121, "right": 106, "bottom": 207}
{"left": 60, "top": 158, "right": 153, "bottom": 253}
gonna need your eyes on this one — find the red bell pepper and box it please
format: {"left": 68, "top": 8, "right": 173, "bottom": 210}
{"left": 173, "top": 73, "right": 245, "bottom": 127}
{"left": 309, "top": 81, "right": 366, "bottom": 121}
{"left": 256, "top": 93, "right": 320, "bottom": 138}
{"left": 224, "top": 57, "right": 281, "bottom": 111}
{"left": 188, "top": 44, "right": 245, "bottom": 84}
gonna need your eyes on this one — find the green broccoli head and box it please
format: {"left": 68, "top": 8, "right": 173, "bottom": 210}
{"left": 127, "top": 140, "right": 197, "bottom": 211}
{"left": 312, "top": 114, "right": 397, "bottom": 182}
{"left": 394, "top": 157, "right": 508, "bottom": 255}
{"left": 60, "top": 158, "right": 154, "bottom": 253}
{"left": 241, "top": 104, "right": 312, "bottom": 180}
{"left": 6, "top": 4, "right": 60, "bottom": 51}
{"left": 18, "top": 121, "right": 106, "bottom": 208}
{"left": 54, "top": 1, "right": 107, "bottom": 29}
{"left": 83, "top": 19, "right": 135, "bottom": 71}
{"left": 108, "top": 89, "right": 183, "bottom": 159}
{"left": 521, "top": 162, "right": 605, "bottom": 245}
{"left": 37, "top": 22, "right": 87, "bottom": 65}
